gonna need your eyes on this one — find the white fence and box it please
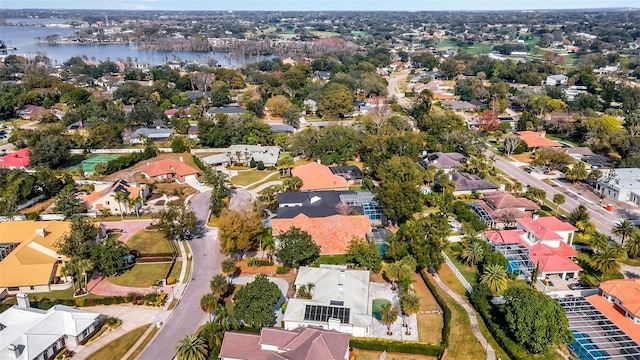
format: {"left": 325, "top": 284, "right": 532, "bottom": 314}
{"left": 17, "top": 194, "right": 46, "bottom": 211}
{"left": 442, "top": 251, "right": 473, "bottom": 292}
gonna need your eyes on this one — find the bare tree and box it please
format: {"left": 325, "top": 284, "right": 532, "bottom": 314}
{"left": 503, "top": 135, "right": 523, "bottom": 157}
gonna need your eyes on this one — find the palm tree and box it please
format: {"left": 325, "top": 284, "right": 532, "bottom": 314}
{"left": 210, "top": 274, "right": 230, "bottom": 299}
{"left": 461, "top": 241, "right": 484, "bottom": 269}
{"left": 379, "top": 302, "right": 399, "bottom": 336}
{"left": 552, "top": 193, "right": 565, "bottom": 217}
{"left": 212, "top": 304, "right": 240, "bottom": 331}
{"left": 385, "top": 262, "right": 402, "bottom": 290}
{"left": 612, "top": 220, "right": 635, "bottom": 244}
{"left": 589, "top": 245, "right": 627, "bottom": 281}
{"left": 112, "top": 192, "right": 127, "bottom": 219}
{"left": 175, "top": 334, "right": 208, "bottom": 360}
{"left": 221, "top": 258, "right": 237, "bottom": 283}
{"left": 626, "top": 232, "right": 640, "bottom": 259}
{"left": 261, "top": 235, "right": 276, "bottom": 262}
{"left": 480, "top": 263, "right": 509, "bottom": 296}
{"left": 61, "top": 257, "right": 80, "bottom": 294}
{"left": 200, "top": 294, "right": 218, "bottom": 321}
{"left": 400, "top": 293, "right": 420, "bottom": 334}
{"left": 198, "top": 322, "right": 225, "bottom": 352}
{"left": 589, "top": 232, "right": 610, "bottom": 253}
{"left": 77, "top": 258, "right": 94, "bottom": 291}
{"left": 128, "top": 196, "right": 141, "bottom": 218}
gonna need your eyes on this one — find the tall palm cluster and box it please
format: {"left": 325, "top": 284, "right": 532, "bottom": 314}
{"left": 176, "top": 258, "right": 239, "bottom": 360}
{"left": 458, "top": 233, "right": 509, "bottom": 296}
{"left": 381, "top": 256, "right": 421, "bottom": 335}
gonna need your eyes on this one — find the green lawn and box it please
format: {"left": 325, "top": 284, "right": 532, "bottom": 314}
{"left": 443, "top": 244, "right": 479, "bottom": 285}
{"left": 26, "top": 287, "right": 106, "bottom": 302}
{"left": 169, "top": 261, "right": 182, "bottom": 280}
{"left": 127, "top": 231, "right": 173, "bottom": 255}
{"left": 108, "top": 263, "right": 172, "bottom": 287}
{"left": 87, "top": 325, "right": 149, "bottom": 360}
{"left": 231, "top": 169, "right": 277, "bottom": 186}
{"left": 247, "top": 172, "right": 281, "bottom": 191}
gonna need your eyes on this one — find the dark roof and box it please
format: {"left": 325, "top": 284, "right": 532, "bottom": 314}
{"left": 419, "top": 152, "right": 466, "bottom": 170}
{"left": 184, "top": 91, "right": 210, "bottom": 101}
{"left": 450, "top": 172, "right": 499, "bottom": 192}
{"left": 329, "top": 165, "right": 364, "bottom": 180}
{"left": 187, "top": 125, "right": 198, "bottom": 135}
{"left": 277, "top": 191, "right": 363, "bottom": 219}
{"left": 269, "top": 123, "right": 296, "bottom": 133}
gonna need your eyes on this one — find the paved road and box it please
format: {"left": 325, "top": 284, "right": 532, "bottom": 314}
{"left": 490, "top": 152, "right": 615, "bottom": 234}
{"left": 138, "top": 191, "right": 221, "bottom": 360}
{"left": 387, "top": 70, "right": 411, "bottom": 108}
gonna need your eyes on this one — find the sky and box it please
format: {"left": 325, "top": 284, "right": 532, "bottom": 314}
{"left": 1, "top": 0, "right": 638, "bottom": 11}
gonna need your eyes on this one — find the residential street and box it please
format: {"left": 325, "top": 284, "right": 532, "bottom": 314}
{"left": 489, "top": 152, "right": 618, "bottom": 234}
{"left": 138, "top": 191, "right": 221, "bottom": 360}
{"left": 386, "top": 70, "right": 411, "bottom": 107}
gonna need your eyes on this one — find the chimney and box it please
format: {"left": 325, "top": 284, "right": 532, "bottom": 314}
{"left": 540, "top": 130, "right": 546, "bottom": 138}
{"left": 179, "top": 156, "right": 184, "bottom": 162}
{"left": 499, "top": 184, "right": 505, "bottom": 191}
{"left": 35, "top": 228, "right": 46, "bottom": 237}
{"left": 7, "top": 344, "right": 20, "bottom": 359}
{"left": 533, "top": 214, "right": 540, "bottom": 221}
{"left": 340, "top": 270, "right": 346, "bottom": 278}
{"left": 316, "top": 159, "right": 321, "bottom": 164}
{"left": 16, "top": 293, "right": 30, "bottom": 308}
{"left": 337, "top": 283, "right": 344, "bottom": 292}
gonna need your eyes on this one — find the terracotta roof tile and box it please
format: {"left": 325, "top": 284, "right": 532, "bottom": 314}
{"left": 516, "top": 217, "right": 577, "bottom": 241}
{"left": 586, "top": 294, "right": 640, "bottom": 344}
{"left": 598, "top": 279, "right": 640, "bottom": 317}
{"left": 0, "top": 148, "right": 30, "bottom": 168}
{"left": 517, "top": 131, "right": 562, "bottom": 148}
{"left": 292, "top": 163, "right": 349, "bottom": 191}
{"left": 272, "top": 214, "right": 371, "bottom": 254}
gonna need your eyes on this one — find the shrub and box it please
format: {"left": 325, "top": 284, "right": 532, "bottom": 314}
{"left": 420, "top": 270, "right": 451, "bottom": 347}
{"left": 126, "top": 292, "right": 138, "bottom": 302}
{"left": 256, "top": 161, "right": 265, "bottom": 170}
{"left": 247, "top": 257, "right": 272, "bottom": 268}
{"left": 349, "top": 337, "right": 443, "bottom": 357}
{"left": 166, "top": 276, "right": 177, "bottom": 285}
{"left": 276, "top": 266, "right": 291, "bottom": 274}
{"left": 75, "top": 298, "right": 86, "bottom": 307}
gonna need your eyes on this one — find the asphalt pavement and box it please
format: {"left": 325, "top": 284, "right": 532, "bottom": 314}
{"left": 490, "top": 152, "right": 617, "bottom": 233}
{"left": 138, "top": 191, "right": 221, "bottom": 360}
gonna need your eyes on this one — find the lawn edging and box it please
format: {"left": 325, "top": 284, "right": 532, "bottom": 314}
{"left": 419, "top": 270, "right": 451, "bottom": 347}
{"left": 349, "top": 337, "right": 444, "bottom": 357}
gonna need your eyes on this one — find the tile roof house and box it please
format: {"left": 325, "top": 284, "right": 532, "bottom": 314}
{"left": 272, "top": 214, "right": 371, "bottom": 255}
{"left": 139, "top": 158, "right": 199, "bottom": 184}
{"left": 291, "top": 162, "right": 349, "bottom": 191}
{"left": 484, "top": 216, "right": 581, "bottom": 280}
{"left": 219, "top": 326, "right": 351, "bottom": 360}
{"left": 283, "top": 265, "right": 373, "bottom": 337}
{"left": 448, "top": 172, "right": 499, "bottom": 196}
{"left": 586, "top": 279, "right": 640, "bottom": 344}
{"left": 0, "top": 221, "right": 103, "bottom": 294}
{"left": 517, "top": 131, "right": 562, "bottom": 149}
{"left": 470, "top": 191, "right": 539, "bottom": 229}
{"left": 0, "top": 148, "right": 30, "bottom": 169}
{"left": 82, "top": 179, "right": 149, "bottom": 215}
{"left": 418, "top": 152, "right": 466, "bottom": 173}
{"left": 0, "top": 298, "right": 104, "bottom": 360}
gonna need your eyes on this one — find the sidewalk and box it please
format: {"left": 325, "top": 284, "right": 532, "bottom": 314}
{"left": 431, "top": 271, "right": 496, "bottom": 360}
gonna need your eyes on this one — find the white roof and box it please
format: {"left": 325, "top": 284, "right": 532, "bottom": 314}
{"left": 600, "top": 168, "right": 640, "bottom": 191}
{"left": 283, "top": 265, "right": 372, "bottom": 328}
{"left": 0, "top": 305, "right": 101, "bottom": 360}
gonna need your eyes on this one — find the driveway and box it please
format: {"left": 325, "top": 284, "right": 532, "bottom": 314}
{"left": 185, "top": 178, "right": 212, "bottom": 192}
{"left": 102, "top": 220, "right": 155, "bottom": 243}
{"left": 620, "top": 264, "right": 640, "bottom": 279}
{"left": 87, "top": 273, "right": 166, "bottom": 297}
{"left": 138, "top": 191, "right": 222, "bottom": 360}
{"left": 229, "top": 188, "right": 253, "bottom": 212}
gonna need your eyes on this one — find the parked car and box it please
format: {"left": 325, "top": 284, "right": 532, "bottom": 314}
{"left": 568, "top": 282, "right": 593, "bottom": 290}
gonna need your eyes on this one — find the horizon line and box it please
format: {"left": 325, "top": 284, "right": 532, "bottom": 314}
{"left": 1, "top": 7, "right": 639, "bottom": 11}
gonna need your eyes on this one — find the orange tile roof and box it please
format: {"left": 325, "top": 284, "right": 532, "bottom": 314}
{"left": 586, "top": 294, "right": 640, "bottom": 344}
{"left": 516, "top": 216, "right": 577, "bottom": 241}
{"left": 291, "top": 162, "right": 349, "bottom": 191}
{"left": 139, "top": 159, "right": 199, "bottom": 178}
{"left": 516, "top": 131, "right": 562, "bottom": 148}
{"left": 272, "top": 214, "right": 371, "bottom": 254}
{"left": 598, "top": 279, "right": 640, "bottom": 317}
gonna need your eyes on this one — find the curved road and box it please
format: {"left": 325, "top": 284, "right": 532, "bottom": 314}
{"left": 139, "top": 191, "right": 221, "bottom": 360}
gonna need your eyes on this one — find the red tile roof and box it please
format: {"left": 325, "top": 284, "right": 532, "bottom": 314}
{"left": 291, "top": 162, "right": 349, "bottom": 191}
{"left": 586, "top": 294, "right": 640, "bottom": 344}
{"left": 517, "top": 131, "right": 562, "bottom": 148}
{"left": 598, "top": 279, "right": 640, "bottom": 317}
{"left": 0, "top": 148, "right": 30, "bottom": 168}
{"left": 139, "top": 159, "right": 199, "bottom": 178}
{"left": 272, "top": 214, "right": 371, "bottom": 254}
{"left": 485, "top": 229, "right": 582, "bottom": 274}
{"left": 516, "top": 217, "right": 577, "bottom": 241}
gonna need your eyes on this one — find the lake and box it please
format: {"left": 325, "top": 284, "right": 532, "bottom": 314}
{"left": 0, "top": 23, "right": 272, "bottom": 67}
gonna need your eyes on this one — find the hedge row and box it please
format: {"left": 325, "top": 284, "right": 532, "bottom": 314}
{"left": 30, "top": 295, "right": 138, "bottom": 310}
{"left": 469, "top": 288, "right": 531, "bottom": 360}
{"left": 419, "top": 270, "right": 452, "bottom": 347}
{"left": 192, "top": 154, "right": 208, "bottom": 172}
{"left": 350, "top": 337, "right": 444, "bottom": 357}
{"left": 101, "top": 145, "right": 158, "bottom": 175}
